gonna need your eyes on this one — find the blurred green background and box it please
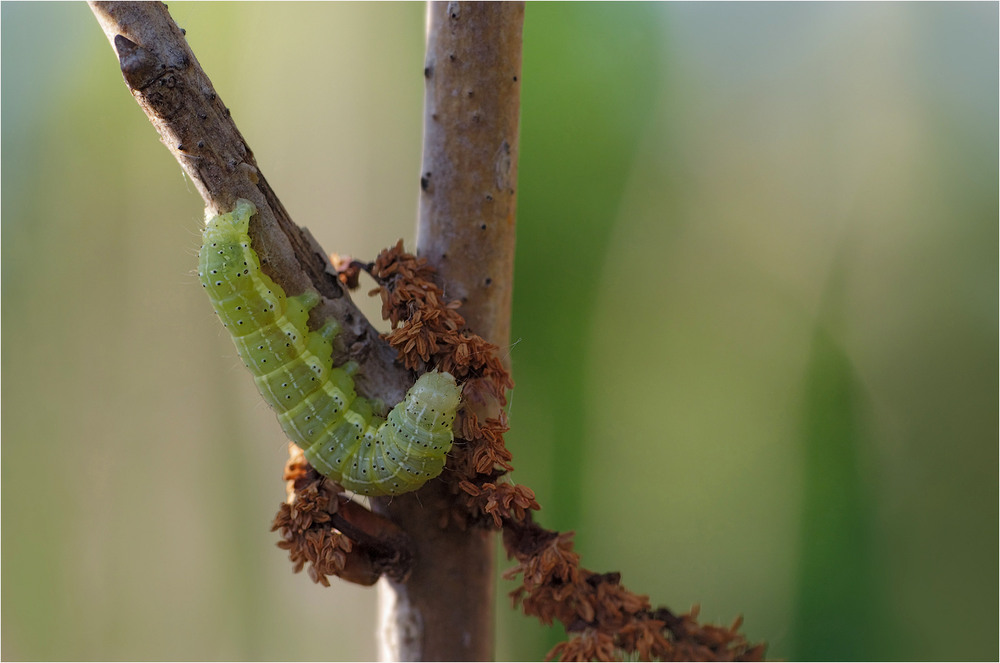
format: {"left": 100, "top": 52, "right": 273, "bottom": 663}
{"left": 2, "top": 3, "right": 996, "bottom": 660}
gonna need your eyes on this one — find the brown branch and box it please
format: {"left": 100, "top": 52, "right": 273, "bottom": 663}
{"left": 90, "top": 5, "right": 764, "bottom": 660}
{"left": 88, "top": 1, "right": 412, "bottom": 407}
{"left": 90, "top": 3, "right": 523, "bottom": 658}
{"left": 372, "top": 2, "right": 525, "bottom": 661}
{"left": 414, "top": 2, "right": 522, "bottom": 350}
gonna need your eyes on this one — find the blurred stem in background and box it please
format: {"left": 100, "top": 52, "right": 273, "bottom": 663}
{"left": 511, "top": 5, "right": 666, "bottom": 651}
{"left": 788, "top": 236, "right": 896, "bottom": 659}
{"left": 792, "top": 310, "right": 885, "bottom": 658}
{"left": 515, "top": 3, "right": 665, "bottom": 534}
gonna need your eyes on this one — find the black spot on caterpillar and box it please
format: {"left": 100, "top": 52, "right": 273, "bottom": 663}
{"left": 198, "top": 199, "right": 461, "bottom": 496}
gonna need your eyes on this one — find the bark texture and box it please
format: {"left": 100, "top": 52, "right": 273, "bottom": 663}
{"left": 416, "top": 2, "right": 522, "bottom": 350}
{"left": 375, "top": 3, "right": 524, "bottom": 661}
{"left": 88, "top": 1, "right": 412, "bottom": 405}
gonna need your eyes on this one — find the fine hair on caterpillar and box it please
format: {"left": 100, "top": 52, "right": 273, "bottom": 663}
{"left": 198, "top": 199, "right": 461, "bottom": 496}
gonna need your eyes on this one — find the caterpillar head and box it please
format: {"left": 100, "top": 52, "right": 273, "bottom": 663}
{"left": 406, "top": 371, "right": 461, "bottom": 419}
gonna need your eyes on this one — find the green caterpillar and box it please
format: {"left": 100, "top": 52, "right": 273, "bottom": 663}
{"left": 198, "top": 199, "right": 460, "bottom": 496}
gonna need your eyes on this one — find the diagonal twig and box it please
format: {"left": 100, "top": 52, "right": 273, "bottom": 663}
{"left": 88, "top": 1, "right": 412, "bottom": 406}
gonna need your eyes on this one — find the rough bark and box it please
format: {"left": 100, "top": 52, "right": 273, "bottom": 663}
{"left": 88, "top": 1, "right": 412, "bottom": 405}
{"left": 374, "top": 3, "right": 524, "bottom": 661}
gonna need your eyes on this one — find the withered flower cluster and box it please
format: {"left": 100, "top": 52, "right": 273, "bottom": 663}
{"left": 504, "top": 520, "right": 766, "bottom": 661}
{"left": 370, "top": 241, "right": 538, "bottom": 529}
{"left": 271, "top": 449, "right": 360, "bottom": 586}
{"left": 271, "top": 446, "right": 412, "bottom": 586}
{"left": 271, "top": 241, "right": 766, "bottom": 661}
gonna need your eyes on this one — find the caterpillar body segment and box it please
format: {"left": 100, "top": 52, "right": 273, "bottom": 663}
{"left": 198, "top": 199, "right": 460, "bottom": 495}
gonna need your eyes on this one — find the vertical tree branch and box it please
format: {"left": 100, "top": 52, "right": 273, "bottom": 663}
{"left": 375, "top": 2, "right": 524, "bottom": 661}
{"left": 415, "top": 2, "right": 522, "bottom": 352}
